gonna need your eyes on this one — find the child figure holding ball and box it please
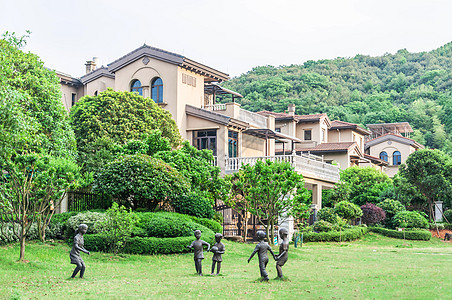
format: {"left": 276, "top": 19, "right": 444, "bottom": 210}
{"left": 210, "top": 233, "right": 225, "bottom": 275}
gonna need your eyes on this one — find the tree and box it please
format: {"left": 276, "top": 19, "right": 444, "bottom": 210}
{"left": 360, "top": 203, "right": 385, "bottom": 226}
{"left": 333, "top": 201, "right": 363, "bottom": 223}
{"left": 338, "top": 166, "right": 393, "bottom": 206}
{"left": 0, "top": 32, "right": 80, "bottom": 260}
{"left": 399, "top": 149, "right": 452, "bottom": 220}
{"left": 227, "top": 160, "right": 311, "bottom": 243}
{"left": 70, "top": 89, "right": 181, "bottom": 161}
{"left": 92, "top": 154, "right": 189, "bottom": 210}
{"left": 0, "top": 154, "right": 81, "bottom": 260}
{"left": 0, "top": 31, "right": 77, "bottom": 160}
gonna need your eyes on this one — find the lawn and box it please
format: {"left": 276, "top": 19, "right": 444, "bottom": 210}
{"left": 1, "top": 233, "right": 451, "bottom": 299}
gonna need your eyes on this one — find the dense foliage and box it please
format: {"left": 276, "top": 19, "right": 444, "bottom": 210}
{"left": 392, "top": 211, "right": 429, "bottom": 229}
{"left": 360, "top": 203, "right": 386, "bottom": 226}
{"left": 303, "top": 226, "right": 368, "bottom": 242}
{"left": 377, "top": 199, "right": 406, "bottom": 226}
{"left": 333, "top": 201, "right": 363, "bottom": 222}
{"left": 337, "top": 167, "right": 392, "bottom": 206}
{"left": 92, "top": 154, "right": 189, "bottom": 210}
{"left": 369, "top": 227, "right": 431, "bottom": 241}
{"left": 221, "top": 43, "right": 452, "bottom": 154}
{"left": 69, "top": 89, "right": 181, "bottom": 172}
{"left": 317, "top": 207, "right": 342, "bottom": 224}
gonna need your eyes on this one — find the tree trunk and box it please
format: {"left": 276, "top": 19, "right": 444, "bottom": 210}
{"left": 242, "top": 210, "right": 248, "bottom": 242}
{"left": 19, "top": 226, "right": 26, "bottom": 261}
{"left": 270, "top": 219, "right": 275, "bottom": 246}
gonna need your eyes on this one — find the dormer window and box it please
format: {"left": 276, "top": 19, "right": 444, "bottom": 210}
{"left": 304, "top": 130, "right": 312, "bottom": 141}
{"left": 380, "top": 151, "right": 388, "bottom": 162}
{"left": 131, "top": 80, "right": 143, "bottom": 96}
{"left": 151, "top": 77, "right": 163, "bottom": 103}
{"left": 393, "top": 151, "right": 401, "bottom": 165}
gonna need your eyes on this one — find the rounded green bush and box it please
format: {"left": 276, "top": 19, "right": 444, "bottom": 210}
{"left": 377, "top": 199, "right": 406, "bottom": 219}
{"left": 392, "top": 211, "right": 428, "bottom": 229}
{"left": 66, "top": 212, "right": 106, "bottom": 235}
{"left": 314, "top": 220, "right": 336, "bottom": 232}
{"left": 334, "top": 201, "right": 363, "bottom": 221}
{"left": 147, "top": 215, "right": 199, "bottom": 238}
{"left": 317, "top": 207, "right": 341, "bottom": 224}
{"left": 172, "top": 191, "right": 215, "bottom": 219}
{"left": 443, "top": 209, "right": 452, "bottom": 223}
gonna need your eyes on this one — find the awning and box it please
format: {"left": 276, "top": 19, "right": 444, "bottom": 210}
{"left": 243, "top": 128, "right": 302, "bottom": 143}
{"left": 204, "top": 83, "right": 243, "bottom": 99}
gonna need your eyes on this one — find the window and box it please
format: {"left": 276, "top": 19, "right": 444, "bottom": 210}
{"left": 228, "top": 130, "right": 238, "bottom": 158}
{"left": 322, "top": 128, "right": 326, "bottom": 142}
{"left": 379, "top": 151, "right": 388, "bottom": 162}
{"left": 194, "top": 130, "right": 217, "bottom": 156}
{"left": 71, "top": 93, "right": 76, "bottom": 107}
{"left": 131, "top": 80, "right": 143, "bottom": 96}
{"left": 151, "top": 77, "right": 163, "bottom": 103}
{"left": 275, "top": 128, "right": 281, "bottom": 133}
{"left": 94, "top": 91, "right": 98, "bottom": 96}
{"left": 393, "top": 151, "right": 401, "bottom": 165}
{"left": 304, "top": 130, "right": 312, "bottom": 141}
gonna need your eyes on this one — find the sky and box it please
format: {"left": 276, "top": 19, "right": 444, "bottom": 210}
{"left": 1, "top": 0, "right": 452, "bottom": 79}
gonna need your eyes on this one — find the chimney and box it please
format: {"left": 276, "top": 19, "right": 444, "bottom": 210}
{"left": 288, "top": 104, "right": 296, "bottom": 116}
{"left": 85, "top": 57, "right": 98, "bottom": 74}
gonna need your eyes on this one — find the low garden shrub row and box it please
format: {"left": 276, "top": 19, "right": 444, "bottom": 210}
{"left": 303, "top": 226, "right": 368, "bottom": 242}
{"left": 83, "top": 223, "right": 216, "bottom": 255}
{"left": 369, "top": 227, "right": 431, "bottom": 240}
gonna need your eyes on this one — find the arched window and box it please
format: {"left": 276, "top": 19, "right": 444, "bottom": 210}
{"left": 131, "top": 80, "right": 143, "bottom": 96}
{"left": 379, "top": 151, "right": 388, "bottom": 162}
{"left": 393, "top": 151, "right": 401, "bottom": 165}
{"left": 151, "top": 77, "right": 163, "bottom": 103}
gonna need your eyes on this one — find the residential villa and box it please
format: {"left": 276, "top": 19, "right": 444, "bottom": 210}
{"left": 55, "top": 45, "right": 424, "bottom": 238}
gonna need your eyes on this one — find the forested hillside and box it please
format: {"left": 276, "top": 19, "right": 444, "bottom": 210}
{"left": 221, "top": 43, "right": 452, "bottom": 154}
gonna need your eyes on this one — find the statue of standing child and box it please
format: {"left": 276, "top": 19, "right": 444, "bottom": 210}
{"left": 275, "top": 227, "right": 289, "bottom": 278}
{"left": 247, "top": 230, "right": 276, "bottom": 281}
{"left": 210, "top": 233, "right": 225, "bottom": 276}
{"left": 70, "top": 224, "right": 90, "bottom": 279}
{"left": 187, "top": 230, "right": 210, "bottom": 276}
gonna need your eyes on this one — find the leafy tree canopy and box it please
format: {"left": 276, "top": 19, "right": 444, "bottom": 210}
{"left": 0, "top": 31, "right": 77, "bottom": 160}
{"left": 69, "top": 89, "right": 182, "bottom": 168}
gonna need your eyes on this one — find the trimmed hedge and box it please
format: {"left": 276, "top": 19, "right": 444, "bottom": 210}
{"left": 303, "top": 227, "right": 368, "bottom": 242}
{"left": 188, "top": 216, "right": 222, "bottom": 234}
{"left": 84, "top": 222, "right": 215, "bottom": 255}
{"left": 369, "top": 227, "right": 431, "bottom": 241}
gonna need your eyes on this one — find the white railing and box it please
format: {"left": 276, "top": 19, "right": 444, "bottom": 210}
{"left": 202, "top": 104, "right": 226, "bottom": 111}
{"left": 225, "top": 154, "right": 340, "bottom": 183}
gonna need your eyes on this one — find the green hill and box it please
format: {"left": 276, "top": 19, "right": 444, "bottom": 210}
{"left": 221, "top": 43, "right": 452, "bottom": 153}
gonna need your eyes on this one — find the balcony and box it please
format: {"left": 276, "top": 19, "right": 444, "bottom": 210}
{"left": 223, "top": 153, "right": 340, "bottom": 183}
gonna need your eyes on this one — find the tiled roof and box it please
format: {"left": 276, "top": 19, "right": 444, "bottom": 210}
{"left": 365, "top": 133, "right": 424, "bottom": 149}
{"left": 364, "top": 154, "right": 389, "bottom": 165}
{"left": 330, "top": 120, "right": 371, "bottom": 135}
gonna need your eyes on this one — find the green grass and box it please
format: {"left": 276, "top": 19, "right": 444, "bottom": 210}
{"left": 1, "top": 233, "right": 451, "bottom": 299}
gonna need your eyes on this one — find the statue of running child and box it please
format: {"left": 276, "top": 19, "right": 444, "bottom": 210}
{"left": 210, "top": 233, "right": 225, "bottom": 276}
{"left": 187, "top": 230, "right": 210, "bottom": 276}
{"left": 275, "top": 227, "right": 289, "bottom": 278}
{"left": 70, "top": 224, "right": 90, "bottom": 279}
{"left": 247, "top": 230, "right": 276, "bottom": 281}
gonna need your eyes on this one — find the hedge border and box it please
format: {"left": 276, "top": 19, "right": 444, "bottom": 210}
{"left": 303, "top": 227, "right": 368, "bottom": 242}
{"left": 369, "top": 227, "right": 431, "bottom": 241}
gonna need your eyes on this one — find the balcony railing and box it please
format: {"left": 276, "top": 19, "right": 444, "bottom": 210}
{"left": 224, "top": 154, "right": 340, "bottom": 183}
{"left": 202, "top": 104, "right": 226, "bottom": 111}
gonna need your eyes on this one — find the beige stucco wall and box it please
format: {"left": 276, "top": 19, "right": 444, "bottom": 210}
{"left": 368, "top": 138, "right": 417, "bottom": 177}
{"left": 322, "top": 153, "right": 350, "bottom": 170}
{"left": 242, "top": 133, "right": 266, "bottom": 157}
{"left": 328, "top": 129, "right": 365, "bottom": 152}
{"left": 60, "top": 84, "right": 82, "bottom": 112}
{"left": 84, "top": 77, "right": 115, "bottom": 97}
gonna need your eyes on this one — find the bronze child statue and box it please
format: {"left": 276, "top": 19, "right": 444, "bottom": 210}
{"left": 210, "top": 233, "right": 225, "bottom": 276}
{"left": 248, "top": 230, "right": 276, "bottom": 281}
{"left": 187, "top": 230, "right": 210, "bottom": 276}
{"left": 70, "top": 224, "right": 90, "bottom": 279}
{"left": 275, "top": 227, "right": 289, "bottom": 278}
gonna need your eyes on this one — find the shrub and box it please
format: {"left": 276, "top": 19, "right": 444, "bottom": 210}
{"left": 360, "top": 203, "right": 386, "bottom": 225}
{"left": 172, "top": 190, "right": 215, "bottom": 219}
{"left": 303, "top": 227, "right": 368, "bottom": 242}
{"left": 96, "top": 202, "right": 138, "bottom": 254}
{"left": 334, "top": 201, "right": 363, "bottom": 221}
{"left": 66, "top": 212, "right": 106, "bottom": 235}
{"left": 369, "top": 227, "right": 431, "bottom": 240}
{"left": 443, "top": 209, "right": 452, "bottom": 222}
{"left": 313, "top": 220, "right": 336, "bottom": 232}
{"left": 429, "top": 223, "right": 445, "bottom": 230}
{"left": 317, "top": 207, "right": 341, "bottom": 224}
{"left": 392, "top": 211, "right": 428, "bottom": 229}
{"left": 84, "top": 223, "right": 215, "bottom": 255}
{"left": 188, "top": 216, "right": 222, "bottom": 234}
{"left": 147, "top": 215, "right": 200, "bottom": 238}
{"left": 377, "top": 199, "right": 406, "bottom": 219}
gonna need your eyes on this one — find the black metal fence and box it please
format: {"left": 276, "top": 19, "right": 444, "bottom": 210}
{"left": 67, "top": 191, "right": 111, "bottom": 212}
